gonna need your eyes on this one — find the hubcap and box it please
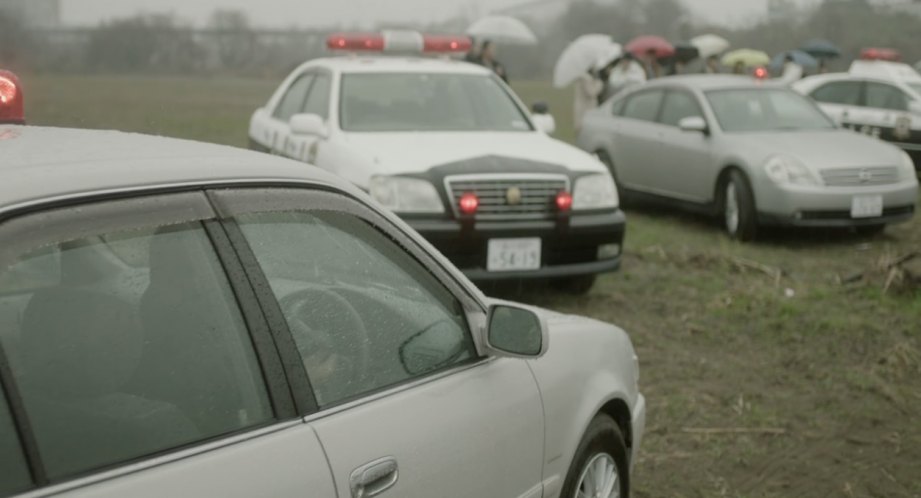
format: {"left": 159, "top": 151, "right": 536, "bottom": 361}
{"left": 725, "top": 182, "right": 740, "bottom": 234}
{"left": 575, "top": 453, "right": 620, "bottom": 498}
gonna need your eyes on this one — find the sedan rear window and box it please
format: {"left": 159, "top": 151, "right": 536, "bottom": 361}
{"left": 706, "top": 88, "right": 835, "bottom": 133}
{"left": 340, "top": 73, "right": 532, "bottom": 132}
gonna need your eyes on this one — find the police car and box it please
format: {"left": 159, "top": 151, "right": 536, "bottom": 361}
{"left": 248, "top": 32, "right": 625, "bottom": 293}
{"left": 794, "top": 59, "right": 921, "bottom": 172}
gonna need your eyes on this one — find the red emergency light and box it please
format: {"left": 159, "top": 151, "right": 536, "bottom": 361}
{"left": 327, "top": 31, "right": 472, "bottom": 54}
{"left": 753, "top": 66, "right": 768, "bottom": 80}
{"left": 555, "top": 191, "right": 573, "bottom": 212}
{"left": 458, "top": 192, "right": 479, "bottom": 215}
{"left": 0, "top": 70, "right": 24, "bottom": 125}
{"left": 860, "top": 47, "right": 901, "bottom": 62}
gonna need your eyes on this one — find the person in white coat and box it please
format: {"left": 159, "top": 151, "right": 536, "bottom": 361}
{"left": 573, "top": 69, "right": 603, "bottom": 135}
{"left": 777, "top": 54, "right": 803, "bottom": 85}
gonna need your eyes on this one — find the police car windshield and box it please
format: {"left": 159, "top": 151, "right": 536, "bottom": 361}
{"left": 339, "top": 72, "right": 533, "bottom": 132}
{"left": 706, "top": 88, "right": 836, "bottom": 133}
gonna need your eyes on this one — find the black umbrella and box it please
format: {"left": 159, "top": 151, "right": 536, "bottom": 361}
{"left": 672, "top": 42, "right": 701, "bottom": 63}
{"left": 800, "top": 39, "right": 841, "bottom": 60}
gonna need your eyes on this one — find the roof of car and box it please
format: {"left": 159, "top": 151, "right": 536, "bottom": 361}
{"left": 640, "top": 74, "right": 790, "bottom": 91}
{"left": 0, "top": 126, "right": 351, "bottom": 214}
{"left": 307, "top": 56, "right": 491, "bottom": 75}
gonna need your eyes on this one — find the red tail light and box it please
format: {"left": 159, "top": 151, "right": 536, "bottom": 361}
{"left": 459, "top": 192, "right": 479, "bottom": 215}
{"left": 555, "top": 191, "right": 573, "bottom": 212}
{"left": 0, "top": 70, "right": 24, "bottom": 125}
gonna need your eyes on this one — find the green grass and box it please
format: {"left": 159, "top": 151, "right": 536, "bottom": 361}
{"left": 20, "top": 73, "right": 921, "bottom": 498}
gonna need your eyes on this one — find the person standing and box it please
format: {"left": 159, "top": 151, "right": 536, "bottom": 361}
{"left": 642, "top": 48, "right": 662, "bottom": 79}
{"left": 478, "top": 40, "right": 508, "bottom": 83}
{"left": 704, "top": 55, "right": 721, "bottom": 74}
{"left": 777, "top": 53, "right": 803, "bottom": 85}
{"left": 607, "top": 54, "right": 647, "bottom": 96}
{"left": 573, "top": 69, "right": 603, "bottom": 135}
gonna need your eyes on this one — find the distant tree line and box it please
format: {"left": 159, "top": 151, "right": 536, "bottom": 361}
{"left": 0, "top": 0, "right": 919, "bottom": 78}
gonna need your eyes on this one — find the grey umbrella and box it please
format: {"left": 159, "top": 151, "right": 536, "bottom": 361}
{"left": 800, "top": 39, "right": 841, "bottom": 60}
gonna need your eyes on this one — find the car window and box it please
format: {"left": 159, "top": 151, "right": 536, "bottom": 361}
{"left": 621, "top": 90, "right": 664, "bottom": 122}
{"left": 0, "top": 381, "right": 31, "bottom": 495}
{"left": 865, "top": 82, "right": 909, "bottom": 111}
{"left": 303, "top": 73, "right": 331, "bottom": 119}
{"left": 810, "top": 81, "right": 862, "bottom": 106}
{"left": 0, "top": 222, "right": 274, "bottom": 481}
{"left": 339, "top": 73, "right": 532, "bottom": 132}
{"left": 659, "top": 91, "right": 703, "bottom": 127}
{"left": 235, "top": 210, "right": 477, "bottom": 408}
{"left": 273, "top": 74, "right": 314, "bottom": 122}
{"left": 706, "top": 88, "right": 835, "bottom": 132}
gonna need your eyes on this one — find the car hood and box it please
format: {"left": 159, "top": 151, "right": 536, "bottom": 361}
{"left": 734, "top": 129, "right": 903, "bottom": 169}
{"left": 341, "top": 131, "right": 606, "bottom": 174}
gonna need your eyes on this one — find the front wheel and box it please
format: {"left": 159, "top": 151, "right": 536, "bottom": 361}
{"left": 722, "top": 170, "right": 758, "bottom": 241}
{"left": 560, "top": 415, "right": 630, "bottom": 498}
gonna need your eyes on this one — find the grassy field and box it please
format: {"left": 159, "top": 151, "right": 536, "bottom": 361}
{"left": 22, "top": 74, "right": 921, "bottom": 497}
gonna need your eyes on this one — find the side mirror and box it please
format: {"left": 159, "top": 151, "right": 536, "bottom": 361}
{"left": 399, "top": 319, "right": 469, "bottom": 376}
{"left": 290, "top": 113, "right": 328, "bottom": 137}
{"left": 531, "top": 102, "right": 550, "bottom": 114}
{"left": 678, "top": 116, "right": 708, "bottom": 134}
{"left": 485, "top": 304, "right": 548, "bottom": 358}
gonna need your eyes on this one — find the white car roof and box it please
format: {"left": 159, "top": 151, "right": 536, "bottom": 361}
{"left": 0, "top": 126, "right": 353, "bottom": 215}
{"left": 307, "top": 56, "right": 492, "bottom": 75}
{"left": 849, "top": 60, "right": 921, "bottom": 84}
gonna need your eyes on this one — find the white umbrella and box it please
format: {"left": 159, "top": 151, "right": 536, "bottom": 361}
{"left": 553, "top": 34, "right": 621, "bottom": 88}
{"left": 466, "top": 16, "right": 538, "bottom": 46}
{"left": 690, "top": 34, "right": 730, "bottom": 59}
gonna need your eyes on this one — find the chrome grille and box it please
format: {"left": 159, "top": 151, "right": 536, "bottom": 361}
{"left": 820, "top": 166, "right": 900, "bottom": 186}
{"left": 445, "top": 174, "right": 569, "bottom": 219}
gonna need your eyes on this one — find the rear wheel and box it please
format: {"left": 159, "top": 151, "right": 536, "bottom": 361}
{"left": 722, "top": 170, "right": 758, "bottom": 241}
{"left": 561, "top": 414, "right": 629, "bottom": 498}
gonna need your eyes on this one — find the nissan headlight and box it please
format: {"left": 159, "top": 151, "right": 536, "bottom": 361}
{"left": 369, "top": 176, "right": 444, "bottom": 214}
{"left": 763, "top": 155, "right": 818, "bottom": 186}
{"left": 573, "top": 173, "right": 620, "bottom": 210}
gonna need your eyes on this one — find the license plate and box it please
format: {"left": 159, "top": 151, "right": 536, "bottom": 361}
{"left": 850, "top": 195, "right": 883, "bottom": 218}
{"left": 487, "top": 238, "right": 541, "bottom": 272}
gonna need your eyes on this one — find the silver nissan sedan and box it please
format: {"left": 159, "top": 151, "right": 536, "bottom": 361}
{"left": 578, "top": 75, "right": 919, "bottom": 240}
{"left": 0, "top": 126, "right": 643, "bottom": 498}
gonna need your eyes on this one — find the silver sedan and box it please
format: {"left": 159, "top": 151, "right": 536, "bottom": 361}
{"left": 578, "top": 75, "right": 919, "bottom": 240}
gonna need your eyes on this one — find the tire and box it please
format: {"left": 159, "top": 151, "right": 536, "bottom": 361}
{"left": 554, "top": 275, "right": 597, "bottom": 295}
{"left": 595, "top": 150, "right": 626, "bottom": 204}
{"left": 722, "top": 170, "right": 758, "bottom": 241}
{"left": 560, "top": 414, "right": 630, "bottom": 498}
{"left": 855, "top": 224, "right": 886, "bottom": 237}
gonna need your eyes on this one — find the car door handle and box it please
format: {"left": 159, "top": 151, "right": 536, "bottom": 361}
{"left": 350, "top": 456, "right": 399, "bottom": 498}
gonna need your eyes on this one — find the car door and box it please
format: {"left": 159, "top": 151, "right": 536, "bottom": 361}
{"left": 210, "top": 188, "right": 546, "bottom": 498}
{"left": 0, "top": 192, "right": 336, "bottom": 497}
{"left": 610, "top": 89, "right": 666, "bottom": 192}
{"left": 286, "top": 71, "right": 333, "bottom": 166}
{"left": 265, "top": 72, "right": 315, "bottom": 155}
{"left": 808, "top": 80, "right": 863, "bottom": 127}
{"left": 654, "top": 89, "right": 715, "bottom": 202}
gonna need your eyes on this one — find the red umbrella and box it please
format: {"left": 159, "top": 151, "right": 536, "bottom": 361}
{"left": 860, "top": 47, "right": 901, "bottom": 62}
{"left": 626, "top": 35, "right": 675, "bottom": 59}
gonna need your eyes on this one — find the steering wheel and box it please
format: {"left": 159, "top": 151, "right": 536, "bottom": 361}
{"left": 279, "top": 288, "right": 371, "bottom": 404}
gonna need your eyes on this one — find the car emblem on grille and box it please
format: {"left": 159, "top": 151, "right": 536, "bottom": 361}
{"left": 858, "top": 169, "right": 873, "bottom": 183}
{"left": 506, "top": 186, "right": 522, "bottom": 205}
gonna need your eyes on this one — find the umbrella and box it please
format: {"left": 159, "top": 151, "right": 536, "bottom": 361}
{"left": 466, "top": 16, "right": 538, "bottom": 46}
{"left": 672, "top": 42, "right": 700, "bottom": 63}
{"left": 800, "top": 39, "right": 840, "bottom": 59}
{"left": 721, "top": 49, "right": 770, "bottom": 68}
{"left": 625, "top": 35, "right": 675, "bottom": 59}
{"left": 690, "top": 34, "right": 730, "bottom": 59}
{"left": 770, "top": 50, "right": 819, "bottom": 70}
{"left": 860, "top": 47, "right": 901, "bottom": 61}
{"left": 552, "top": 34, "right": 621, "bottom": 88}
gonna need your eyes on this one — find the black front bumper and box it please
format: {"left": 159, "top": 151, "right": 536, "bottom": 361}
{"left": 405, "top": 210, "right": 626, "bottom": 281}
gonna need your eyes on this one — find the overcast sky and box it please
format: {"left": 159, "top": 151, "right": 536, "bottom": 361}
{"left": 60, "top": 0, "right": 818, "bottom": 28}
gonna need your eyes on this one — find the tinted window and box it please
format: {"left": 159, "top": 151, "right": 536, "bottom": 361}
{"left": 811, "top": 81, "right": 862, "bottom": 105}
{"left": 0, "top": 382, "right": 31, "bottom": 495}
{"left": 340, "top": 73, "right": 532, "bottom": 132}
{"left": 659, "top": 91, "right": 703, "bottom": 127}
{"left": 303, "top": 74, "right": 331, "bottom": 119}
{"left": 621, "top": 90, "right": 664, "bottom": 122}
{"left": 273, "top": 74, "right": 313, "bottom": 122}
{"left": 706, "top": 88, "right": 835, "bottom": 132}
{"left": 0, "top": 222, "right": 273, "bottom": 480}
{"left": 865, "top": 82, "right": 909, "bottom": 111}
{"left": 237, "top": 210, "right": 476, "bottom": 407}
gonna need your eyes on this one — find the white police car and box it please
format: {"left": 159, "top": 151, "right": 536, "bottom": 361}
{"left": 794, "top": 59, "right": 921, "bottom": 172}
{"left": 248, "top": 32, "right": 625, "bottom": 293}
